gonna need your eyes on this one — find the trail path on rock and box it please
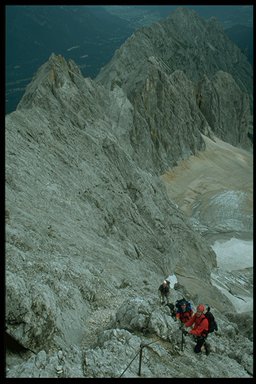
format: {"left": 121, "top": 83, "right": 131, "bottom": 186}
{"left": 81, "top": 293, "right": 128, "bottom": 348}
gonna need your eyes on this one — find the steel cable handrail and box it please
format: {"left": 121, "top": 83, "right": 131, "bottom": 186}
{"left": 118, "top": 338, "right": 159, "bottom": 378}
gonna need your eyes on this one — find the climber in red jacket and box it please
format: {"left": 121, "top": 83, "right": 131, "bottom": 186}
{"left": 183, "top": 304, "right": 210, "bottom": 354}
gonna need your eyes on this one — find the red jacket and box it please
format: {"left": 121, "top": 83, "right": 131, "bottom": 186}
{"left": 185, "top": 313, "right": 209, "bottom": 336}
{"left": 176, "top": 310, "right": 193, "bottom": 323}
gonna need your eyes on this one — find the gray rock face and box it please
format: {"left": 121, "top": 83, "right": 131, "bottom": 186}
{"left": 97, "top": 7, "right": 252, "bottom": 98}
{"left": 5, "top": 7, "right": 253, "bottom": 379}
{"left": 6, "top": 53, "right": 220, "bottom": 353}
{"left": 197, "top": 71, "right": 252, "bottom": 146}
{"left": 96, "top": 6, "right": 252, "bottom": 172}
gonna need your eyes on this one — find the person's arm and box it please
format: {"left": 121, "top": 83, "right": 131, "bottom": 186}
{"left": 184, "top": 314, "right": 195, "bottom": 328}
{"left": 189, "top": 318, "right": 208, "bottom": 336}
{"left": 158, "top": 286, "right": 163, "bottom": 301}
{"left": 188, "top": 310, "right": 193, "bottom": 319}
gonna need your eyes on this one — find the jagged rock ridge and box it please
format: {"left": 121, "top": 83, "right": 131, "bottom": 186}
{"left": 96, "top": 7, "right": 252, "bottom": 172}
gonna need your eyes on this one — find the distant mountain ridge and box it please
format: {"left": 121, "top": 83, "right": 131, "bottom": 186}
{"left": 98, "top": 7, "right": 252, "bottom": 96}
{"left": 6, "top": 5, "right": 253, "bottom": 114}
{"left": 96, "top": 7, "right": 252, "bottom": 172}
{"left": 104, "top": 5, "right": 253, "bottom": 29}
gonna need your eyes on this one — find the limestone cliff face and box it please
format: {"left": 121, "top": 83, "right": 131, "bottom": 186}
{"left": 97, "top": 7, "right": 252, "bottom": 97}
{"left": 96, "top": 6, "right": 252, "bottom": 171}
{"left": 196, "top": 71, "right": 252, "bottom": 146}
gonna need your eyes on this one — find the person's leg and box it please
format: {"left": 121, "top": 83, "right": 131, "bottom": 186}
{"left": 194, "top": 337, "right": 205, "bottom": 353}
{"left": 159, "top": 293, "right": 164, "bottom": 304}
{"left": 204, "top": 341, "right": 210, "bottom": 355}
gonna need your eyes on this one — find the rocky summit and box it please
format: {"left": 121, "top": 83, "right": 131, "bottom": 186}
{"left": 5, "top": 7, "right": 253, "bottom": 378}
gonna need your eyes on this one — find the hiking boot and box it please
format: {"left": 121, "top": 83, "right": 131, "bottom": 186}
{"left": 205, "top": 343, "right": 210, "bottom": 355}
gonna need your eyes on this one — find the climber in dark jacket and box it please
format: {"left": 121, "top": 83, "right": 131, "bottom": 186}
{"left": 158, "top": 280, "right": 170, "bottom": 305}
{"left": 176, "top": 300, "right": 193, "bottom": 323}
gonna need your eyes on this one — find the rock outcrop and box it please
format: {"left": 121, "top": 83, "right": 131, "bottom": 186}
{"left": 196, "top": 71, "right": 252, "bottom": 146}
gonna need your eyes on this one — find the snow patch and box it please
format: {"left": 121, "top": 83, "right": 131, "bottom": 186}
{"left": 211, "top": 237, "right": 253, "bottom": 312}
{"left": 165, "top": 274, "right": 178, "bottom": 288}
{"left": 210, "top": 190, "right": 246, "bottom": 209}
{"left": 211, "top": 238, "right": 253, "bottom": 271}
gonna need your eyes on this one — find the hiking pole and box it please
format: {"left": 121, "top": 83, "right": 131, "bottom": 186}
{"left": 181, "top": 329, "right": 184, "bottom": 351}
{"left": 180, "top": 324, "right": 187, "bottom": 352}
{"left": 138, "top": 343, "right": 143, "bottom": 376}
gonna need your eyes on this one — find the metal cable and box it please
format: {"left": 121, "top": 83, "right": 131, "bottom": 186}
{"left": 118, "top": 348, "right": 141, "bottom": 378}
{"left": 118, "top": 337, "right": 160, "bottom": 378}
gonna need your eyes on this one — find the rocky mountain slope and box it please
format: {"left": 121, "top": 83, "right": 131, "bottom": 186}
{"left": 96, "top": 7, "right": 252, "bottom": 172}
{"left": 5, "top": 7, "right": 253, "bottom": 378}
{"left": 162, "top": 135, "right": 253, "bottom": 240}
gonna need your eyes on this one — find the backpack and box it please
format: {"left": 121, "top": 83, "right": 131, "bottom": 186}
{"left": 204, "top": 307, "right": 218, "bottom": 333}
{"left": 175, "top": 298, "right": 192, "bottom": 313}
